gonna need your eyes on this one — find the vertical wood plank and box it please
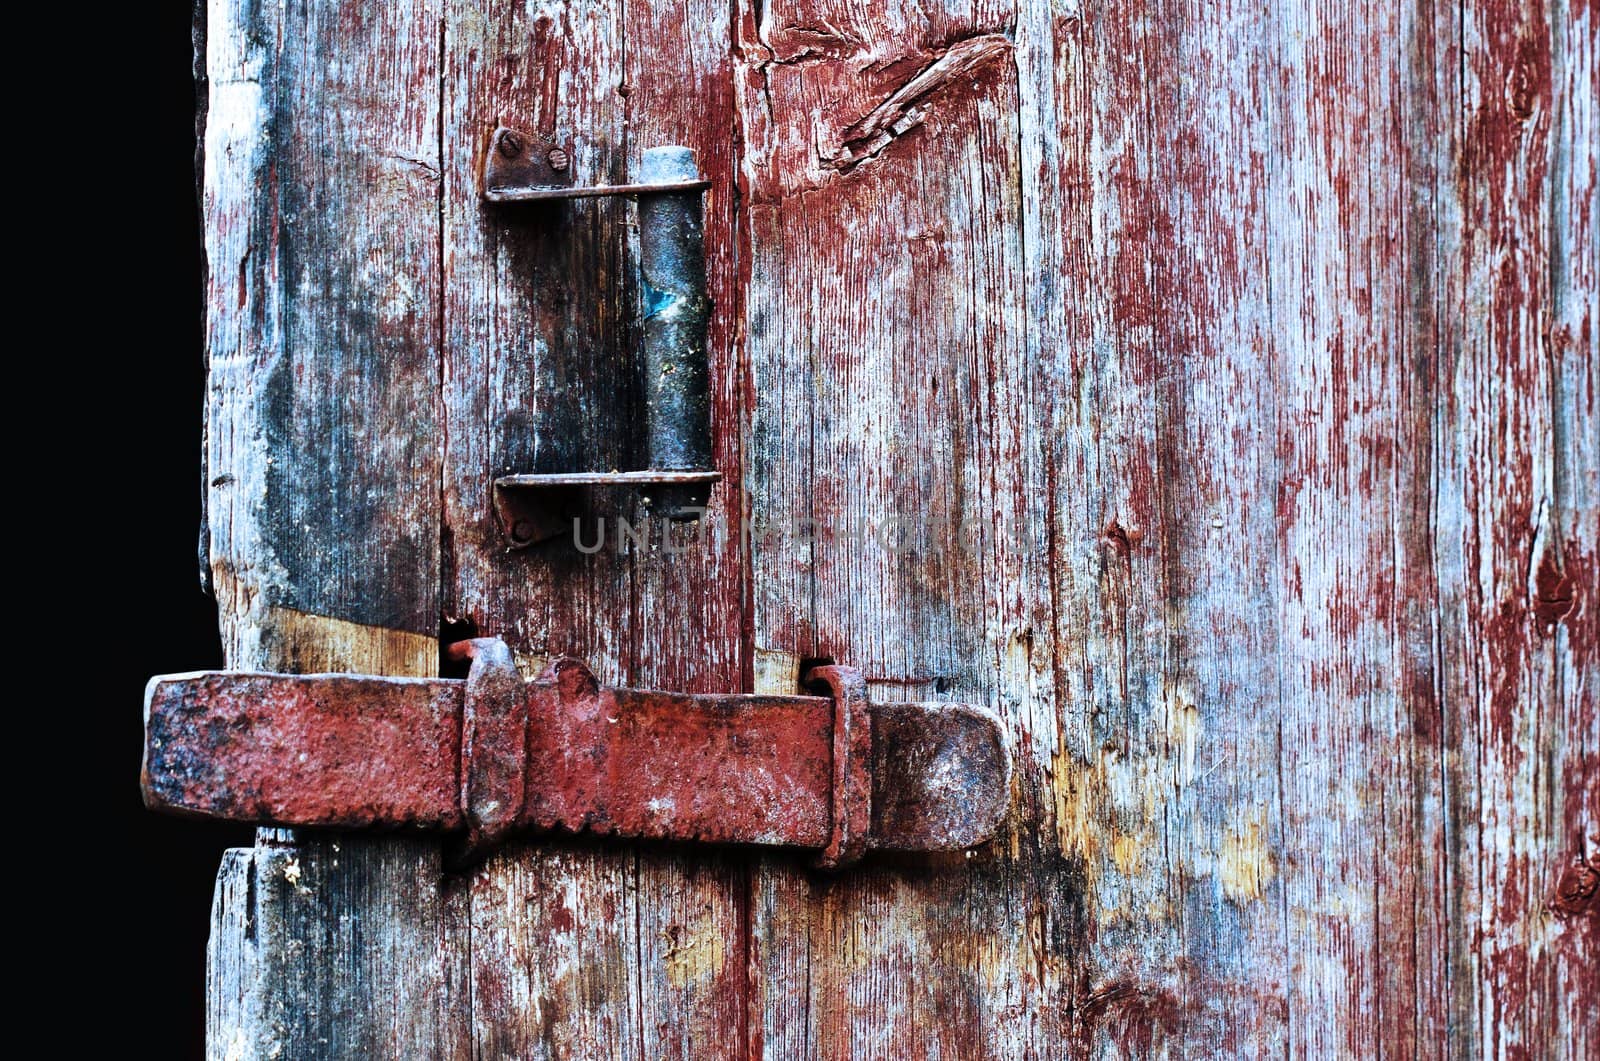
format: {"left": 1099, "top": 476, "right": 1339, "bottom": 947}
{"left": 738, "top": 0, "right": 1595, "bottom": 1055}
{"left": 738, "top": 1, "right": 1054, "bottom": 1054}
{"left": 440, "top": 0, "right": 747, "bottom": 1055}
{"left": 621, "top": 0, "right": 753, "bottom": 1052}
{"left": 201, "top": 0, "right": 469, "bottom": 1055}
{"left": 1021, "top": 0, "right": 1288, "bottom": 1052}
{"left": 1269, "top": 0, "right": 1442, "bottom": 1050}
{"left": 206, "top": 850, "right": 258, "bottom": 1059}
{"left": 204, "top": 0, "right": 445, "bottom": 666}
{"left": 1450, "top": 0, "right": 1597, "bottom": 1055}
{"left": 441, "top": 3, "right": 641, "bottom": 1055}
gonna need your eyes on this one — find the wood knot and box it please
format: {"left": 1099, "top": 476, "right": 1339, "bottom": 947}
{"left": 1532, "top": 550, "right": 1577, "bottom": 633}
{"left": 1549, "top": 854, "right": 1599, "bottom": 917}
{"left": 1102, "top": 520, "right": 1143, "bottom": 560}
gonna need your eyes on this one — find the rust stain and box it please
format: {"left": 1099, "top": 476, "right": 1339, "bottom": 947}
{"left": 1074, "top": 966, "right": 1291, "bottom": 1056}
{"left": 1163, "top": 678, "right": 1200, "bottom": 790}
{"left": 1051, "top": 736, "right": 1168, "bottom": 921}
{"left": 1073, "top": 980, "right": 1182, "bottom": 1058}
{"left": 1109, "top": 832, "right": 1144, "bottom": 877}
{"left": 1052, "top": 743, "right": 1112, "bottom": 871}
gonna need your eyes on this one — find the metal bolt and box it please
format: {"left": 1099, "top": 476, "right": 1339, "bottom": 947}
{"left": 547, "top": 147, "right": 570, "bottom": 172}
{"left": 497, "top": 131, "right": 524, "bottom": 159}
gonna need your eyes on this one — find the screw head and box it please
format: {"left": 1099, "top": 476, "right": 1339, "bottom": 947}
{"left": 546, "top": 147, "right": 570, "bottom": 172}
{"left": 496, "top": 130, "right": 525, "bottom": 159}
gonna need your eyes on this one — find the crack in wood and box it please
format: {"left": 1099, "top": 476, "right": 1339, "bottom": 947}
{"left": 820, "top": 34, "right": 1013, "bottom": 172}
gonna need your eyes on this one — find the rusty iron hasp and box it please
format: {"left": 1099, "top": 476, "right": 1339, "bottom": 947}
{"left": 484, "top": 129, "right": 720, "bottom": 545}
{"left": 142, "top": 638, "right": 1012, "bottom": 869}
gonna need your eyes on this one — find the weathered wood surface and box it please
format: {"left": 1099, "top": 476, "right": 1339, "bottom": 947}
{"left": 201, "top": 0, "right": 469, "bottom": 1056}
{"left": 199, "top": 0, "right": 1595, "bottom": 1055}
{"left": 439, "top": 0, "right": 750, "bottom": 1054}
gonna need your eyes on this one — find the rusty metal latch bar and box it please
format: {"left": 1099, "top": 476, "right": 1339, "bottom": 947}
{"left": 484, "top": 127, "right": 720, "bottom": 547}
{"left": 143, "top": 638, "right": 1012, "bottom": 870}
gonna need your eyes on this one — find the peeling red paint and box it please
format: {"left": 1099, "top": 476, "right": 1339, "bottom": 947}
{"left": 197, "top": 0, "right": 1596, "bottom": 1051}
{"left": 1533, "top": 548, "right": 1577, "bottom": 632}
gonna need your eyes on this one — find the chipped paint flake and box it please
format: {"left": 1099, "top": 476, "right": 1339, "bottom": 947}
{"left": 1216, "top": 816, "right": 1277, "bottom": 904}
{"left": 663, "top": 919, "right": 727, "bottom": 989}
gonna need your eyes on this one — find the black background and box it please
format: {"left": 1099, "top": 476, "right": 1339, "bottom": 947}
{"left": 72, "top": 5, "right": 253, "bottom": 1054}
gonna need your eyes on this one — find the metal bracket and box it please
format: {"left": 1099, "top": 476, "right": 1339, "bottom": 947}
{"left": 448, "top": 637, "right": 528, "bottom": 866}
{"left": 484, "top": 126, "right": 721, "bottom": 547}
{"left": 803, "top": 664, "right": 873, "bottom": 869}
{"left": 142, "top": 638, "right": 1013, "bottom": 870}
{"left": 493, "top": 471, "right": 722, "bottom": 548}
{"left": 483, "top": 126, "right": 711, "bottom": 201}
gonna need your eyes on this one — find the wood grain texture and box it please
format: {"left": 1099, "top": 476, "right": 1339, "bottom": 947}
{"left": 1450, "top": 0, "right": 1597, "bottom": 1054}
{"left": 740, "top": 0, "right": 1595, "bottom": 1053}
{"left": 439, "top": 0, "right": 749, "bottom": 1056}
{"left": 199, "top": 0, "right": 467, "bottom": 1056}
{"left": 198, "top": 0, "right": 1595, "bottom": 1054}
{"left": 738, "top": 1, "right": 1046, "bottom": 1055}
{"left": 202, "top": 0, "right": 444, "bottom": 657}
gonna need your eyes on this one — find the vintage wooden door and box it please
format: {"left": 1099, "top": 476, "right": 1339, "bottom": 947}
{"left": 191, "top": 0, "right": 1594, "bottom": 1055}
